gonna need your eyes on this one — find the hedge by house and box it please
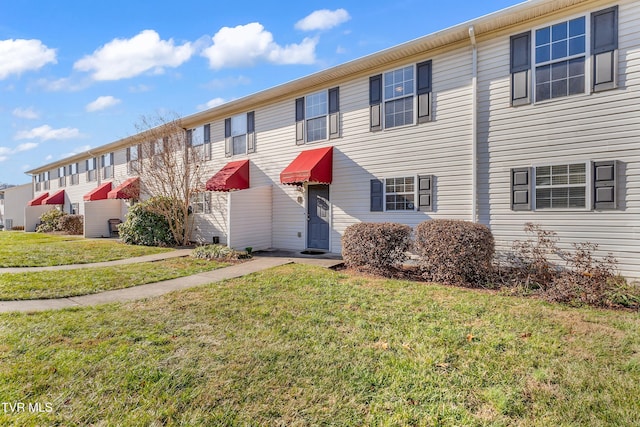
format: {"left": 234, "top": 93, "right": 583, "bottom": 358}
{"left": 414, "top": 219, "right": 494, "bottom": 286}
{"left": 118, "top": 197, "right": 179, "bottom": 247}
{"left": 342, "top": 222, "right": 412, "bottom": 276}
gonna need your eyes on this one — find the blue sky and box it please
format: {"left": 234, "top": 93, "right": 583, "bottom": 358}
{"left": 0, "top": 0, "right": 524, "bottom": 185}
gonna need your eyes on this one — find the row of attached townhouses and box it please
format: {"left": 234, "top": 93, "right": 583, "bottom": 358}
{"left": 20, "top": 0, "right": 640, "bottom": 278}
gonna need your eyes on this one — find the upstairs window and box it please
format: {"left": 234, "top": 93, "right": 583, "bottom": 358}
{"left": 295, "top": 88, "right": 340, "bottom": 144}
{"left": 224, "top": 112, "right": 255, "bottom": 157}
{"left": 510, "top": 6, "right": 618, "bottom": 105}
{"left": 102, "top": 152, "right": 114, "bottom": 179}
{"left": 86, "top": 158, "right": 97, "bottom": 182}
{"left": 69, "top": 163, "right": 79, "bottom": 185}
{"left": 535, "top": 17, "right": 586, "bottom": 101}
{"left": 58, "top": 166, "right": 67, "bottom": 187}
{"left": 370, "top": 61, "right": 431, "bottom": 131}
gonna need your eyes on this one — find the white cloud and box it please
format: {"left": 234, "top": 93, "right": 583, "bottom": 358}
{"left": 14, "top": 125, "right": 81, "bottom": 141}
{"left": 14, "top": 142, "right": 39, "bottom": 152}
{"left": 295, "top": 9, "right": 351, "bottom": 31}
{"left": 45, "top": 154, "right": 53, "bottom": 161}
{"left": 34, "top": 76, "right": 90, "bottom": 92}
{"left": 60, "top": 145, "right": 92, "bottom": 159}
{"left": 86, "top": 95, "right": 121, "bottom": 112}
{"left": 203, "top": 75, "right": 251, "bottom": 90}
{"left": 0, "top": 39, "right": 57, "bottom": 79}
{"left": 197, "top": 97, "right": 226, "bottom": 111}
{"left": 74, "top": 30, "right": 194, "bottom": 81}
{"left": 0, "top": 156, "right": 7, "bottom": 162}
{"left": 202, "top": 23, "right": 317, "bottom": 69}
{"left": 129, "top": 84, "right": 152, "bottom": 93}
{"left": 12, "top": 107, "right": 39, "bottom": 119}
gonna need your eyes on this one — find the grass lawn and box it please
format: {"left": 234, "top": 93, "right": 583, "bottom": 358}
{"left": 1, "top": 264, "right": 639, "bottom": 425}
{"left": 0, "top": 258, "right": 229, "bottom": 300}
{"left": 0, "top": 232, "right": 171, "bottom": 267}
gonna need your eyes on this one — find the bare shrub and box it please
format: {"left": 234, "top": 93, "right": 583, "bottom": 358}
{"left": 501, "top": 223, "right": 639, "bottom": 309}
{"left": 506, "top": 223, "right": 563, "bottom": 289}
{"left": 414, "top": 219, "right": 494, "bottom": 286}
{"left": 342, "top": 222, "right": 412, "bottom": 276}
{"left": 58, "top": 215, "right": 84, "bottom": 235}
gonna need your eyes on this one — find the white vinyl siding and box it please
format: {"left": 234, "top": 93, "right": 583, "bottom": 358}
{"left": 478, "top": 0, "right": 640, "bottom": 278}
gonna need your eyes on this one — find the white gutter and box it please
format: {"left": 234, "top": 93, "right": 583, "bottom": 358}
{"left": 469, "top": 25, "right": 478, "bottom": 223}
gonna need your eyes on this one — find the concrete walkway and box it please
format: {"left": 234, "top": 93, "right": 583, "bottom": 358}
{"left": 0, "top": 252, "right": 343, "bottom": 313}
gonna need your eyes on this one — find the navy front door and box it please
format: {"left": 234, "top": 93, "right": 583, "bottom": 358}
{"left": 307, "top": 185, "right": 330, "bottom": 250}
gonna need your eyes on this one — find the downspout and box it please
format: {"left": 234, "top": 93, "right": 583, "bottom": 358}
{"left": 469, "top": 25, "right": 478, "bottom": 223}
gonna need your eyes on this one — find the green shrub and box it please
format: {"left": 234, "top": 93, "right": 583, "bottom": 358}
{"left": 342, "top": 222, "right": 412, "bottom": 276}
{"left": 36, "top": 209, "right": 66, "bottom": 233}
{"left": 414, "top": 219, "right": 495, "bottom": 286}
{"left": 59, "top": 214, "right": 84, "bottom": 235}
{"left": 118, "top": 198, "right": 177, "bottom": 247}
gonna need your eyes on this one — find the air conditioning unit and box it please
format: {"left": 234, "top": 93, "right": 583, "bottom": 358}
{"left": 4, "top": 219, "right": 13, "bottom": 230}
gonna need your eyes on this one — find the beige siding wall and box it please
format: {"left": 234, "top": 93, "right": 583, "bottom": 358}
{"left": 2, "top": 184, "right": 32, "bottom": 227}
{"left": 228, "top": 185, "right": 272, "bottom": 251}
{"left": 191, "top": 192, "right": 228, "bottom": 245}
{"left": 477, "top": 0, "right": 640, "bottom": 277}
{"left": 84, "top": 200, "right": 123, "bottom": 238}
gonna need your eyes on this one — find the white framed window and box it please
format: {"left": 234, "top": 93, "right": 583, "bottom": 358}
{"left": 510, "top": 7, "right": 618, "bottom": 105}
{"left": 231, "top": 113, "right": 247, "bottom": 156}
{"left": 534, "top": 162, "right": 588, "bottom": 209}
{"left": 86, "top": 158, "right": 97, "bottom": 182}
{"left": 305, "top": 91, "right": 328, "bottom": 142}
{"left": 384, "top": 66, "right": 415, "bottom": 128}
{"left": 384, "top": 176, "right": 416, "bottom": 211}
{"left": 534, "top": 16, "right": 586, "bottom": 102}
{"left": 70, "top": 203, "right": 79, "bottom": 215}
{"left": 190, "top": 192, "right": 211, "bottom": 214}
{"left": 102, "top": 152, "right": 114, "bottom": 179}
{"left": 58, "top": 166, "right": 67, "bottom": 187}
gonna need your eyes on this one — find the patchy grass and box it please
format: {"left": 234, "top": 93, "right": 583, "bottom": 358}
{"left": 0, "top": 264, "right": 639, "bottom": 425}
{"left": 0, "top": 232, "right": 171, "bottom": 267}
{"left": 0, "top": 258, "right": 229, "bottom": 300}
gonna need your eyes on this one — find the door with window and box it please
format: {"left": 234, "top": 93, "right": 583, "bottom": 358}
{"left": 307, "top": 185, "right": 330, "bottom": 250}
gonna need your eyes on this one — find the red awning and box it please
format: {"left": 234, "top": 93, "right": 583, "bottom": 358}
{"left": 280, "top": 146, "right": 333, "bottom": 185}
{"left": 83, "top": 181, "right": 112, "bottom": 201}
{"left": 42, "top": 190, "right": 65, "bottom": 205}
{"left": 108, "top": 177, "right": 140, "bottom": 199}
{"left": 206, "top": 160, "right": 250, "bottom": 192}
{"left": 27, "top": 192, "right": 49, "bottom": 206}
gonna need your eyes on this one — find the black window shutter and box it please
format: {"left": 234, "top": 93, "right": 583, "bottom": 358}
{"left": 593, "top": 160, "right": 618, "bottom": 210}
{"left": 592, "top": 6, "right": 618, "bottom": 54}
{"left": 204, "top": 124, "right": 210, "bottom": 143}
{"left": 328, "top": 87, "right": 340, "bottom": 139}
{"left": 418, "top": 175, "right": 434, "bottom": 212}
{"left": 295, "top": 97, "right": 305, "bottom": 145}
{"left": 370, "top": 179, "right": 383, "bottom": 212}
{"left": 126, "top": 147, "right": 131, "bottom": 162}
{"left": 369, "top": 75, "right": 382, "bottom": 131}
{"left": 247, "top": 111, "right": 256, "bottom": 153}
{"left": 224, "top": 118, "right": 232, "bottom": 157}
{"left": 186, "top": 129, "right": 193, "bottom": 146}
{"left": 417, "top": 61, "right": 432, "bottom": 123}
{"left": 510, "top": 167, "right": 532, "bottom": 211}
{"left": 510, "top": 31, "right": 531, "bottom": 106}
{"left": 592, "top": 6, "right": 618, "bottom": 91}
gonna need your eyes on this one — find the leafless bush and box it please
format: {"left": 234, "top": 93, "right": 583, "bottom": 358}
{"left": 414, "top": 219, "right": 495, "bottom": 286}
{"left": 342, "top": 222, "right": 412, "bottom": 276}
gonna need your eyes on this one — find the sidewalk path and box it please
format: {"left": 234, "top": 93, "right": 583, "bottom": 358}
{"left": 0, "top": 254, "right": 343, "bottom": 313}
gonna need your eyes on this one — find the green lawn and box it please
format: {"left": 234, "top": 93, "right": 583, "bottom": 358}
{"left": 0, "top": 232, "right": 171, "bottom": 267}
{"left": 0, "top": 257, "right": 228, "bottom": 300}
{"left": 1, "top": 264, "right": 638, "bottom": 425}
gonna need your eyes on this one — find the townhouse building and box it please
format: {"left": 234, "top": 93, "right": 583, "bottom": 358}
{"left": 0, "top": 183, "right": 32, "bottom": 230}
{"left": 24, "top": 0, "right": 640, "bottom": 277}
